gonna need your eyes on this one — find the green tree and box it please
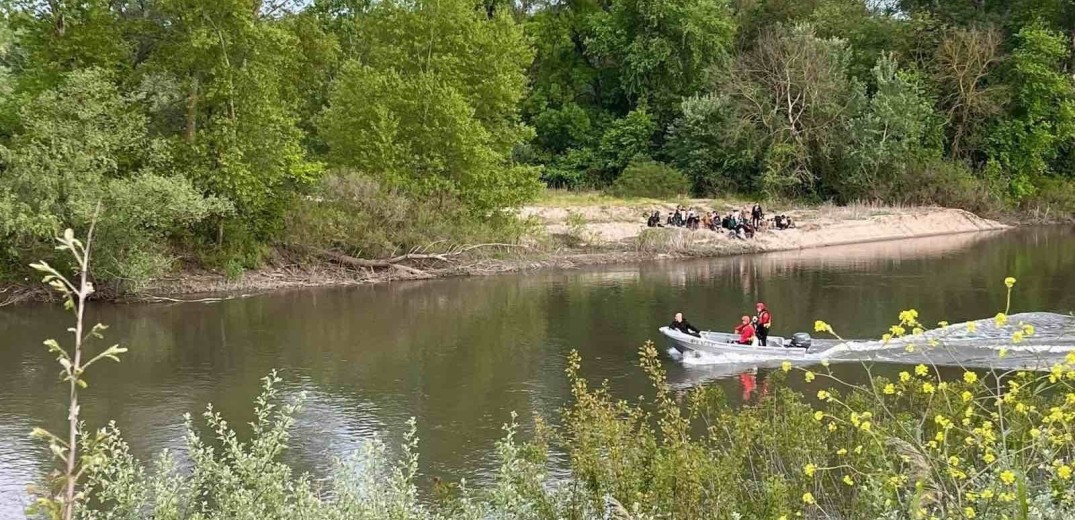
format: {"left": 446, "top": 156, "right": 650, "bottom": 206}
{"left": 586, "top": 0, "right": 736, "bottom": 123}
{"left": 596, "top": 107, "right": 656, "bottom": 180}
{"left": 146, "top": 0, "right": 320, "bottom": 258}
{"left": 0, "top": 69, "right": 228, "bottom": 285}
{"left": 319, "top": 0, "right": 539, "bottom": 213}
{"left": 988, "top": 25, "right": 1075, "bottom": 198}
{"left": 666, "top": 93, "right": 760, "bottom": 195}
{"left": 721, "top": 24, "right": 856, "bottom": 197}
{"left": 842, "top": 55, "right": 939, "bottom": 200}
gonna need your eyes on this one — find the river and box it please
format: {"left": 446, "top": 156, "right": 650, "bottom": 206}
{"left": 1, "top": 227, "right": 1074, "bottom": 518}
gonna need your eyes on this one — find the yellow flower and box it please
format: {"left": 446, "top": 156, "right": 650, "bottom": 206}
{"left": 1058, "top": 465, "right": 1072, "bottom": 480}
{"left": 981, "top": 489, "right": 994, "bottom": 499}
{"left": 967, "top": 322, "right": 978, "bottom": 333}
{"left": 964, "top": 506, "right": 976, "bottom": 519}
{"left": 804, "top": 463, "right": 816, "bottom": 477}
{"left": 1030, "top": 428, "right": 1041, "bottom": 439}
{"left": 836, "top": 448, "right": 847, "bottom": 456}
{"left": 889, "top": 325, "right": 906, "bottom": 337}
{"left": 983, "top": 452, "right": 996, "bottom": 464}
{"left": 821, "top": 359, "right": 830, "bottom": 367}
{"left": 922, "top": 382, "right": 936, "bottom": 394}
{"left": 804, "top": 371, "right": 815, "bottom": 383}
{"left": 961, "top": 391, "right": 973, "bottom": 402}
{"left": 802, "top": 492, "right": 815, "bottom": 505}
{"left": 827, "top": 422, "right": 837, "bottom": 432}
{"left": 813, "top": 410, "right": 824, "bottom": 421}
{"left": 781, "top": 361, "right": 792, "bottom": 372}
{"left": 1004, "top": 277, "right": 1016, "bottom": 288}
{"left": 938, "top": 321, "right": 949, "bottom": 328}
{"left": 994, "top": 313, "right": 1008, "bottom": 327}
{"left": 854, "top": 445, "right": 863, "bottom": 454}
{"left": 814, "top": 320, "right": 832, "bottom": 333}
{"left": 817, "top": 390, "right": 831, "bottom": 401}
{"left": 1000, "top": 470, "right": 1016, "bottom": 485}
{"left": 860, "top": 421, "right": 871, "bottom": 432}
{"left": 842, "top": 475, "right": 854, "bottom": 486}
{"left": 905, "top": 344, "right": 916, "bottom": 353}
{"left": 999, "top": 492, "right": 1015, "bottom": 502}
{"left": 963, "top": 372, "right": 978, "bottom": 384}
{"left": 915, "top": 364, "right": 929, "bottom": 376}
{"left": 899, "top": 371, "right": 911, "bottom": 382}
{"left": 883, "top": 383, "right": 896, "bottom": 395}
{"left": 1010, "top": 332, "right": 1023, "bottom": 344}
{"left": 899, "top": 309, "right": 919, "bottom": 325}
{"left": 1021, "top": 323, "right": 1035, "bottom": 336}
{"left": 948, "top": 456, "right": 960, "bottom": 466}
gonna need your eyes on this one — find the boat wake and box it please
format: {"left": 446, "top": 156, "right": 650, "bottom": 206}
{"left": 671, "top": 312, "right": 1075, "bottom": 373}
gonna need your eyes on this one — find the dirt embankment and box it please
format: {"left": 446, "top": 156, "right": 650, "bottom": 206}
{"left": 1, "top": 201, "right": 1010, "bottom": 304}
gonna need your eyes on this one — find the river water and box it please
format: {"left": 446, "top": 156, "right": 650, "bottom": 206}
{"left": 1, "top": 227, "right": 1074, "bottom": 517}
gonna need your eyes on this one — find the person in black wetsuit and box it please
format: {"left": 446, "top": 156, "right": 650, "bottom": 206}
{"left": 669, "top": 312, "right": 701, "bottom": 337}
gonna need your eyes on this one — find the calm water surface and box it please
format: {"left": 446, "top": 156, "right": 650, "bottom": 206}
{"left": 1, "top": 227, "right": 1074, "bottom": 518}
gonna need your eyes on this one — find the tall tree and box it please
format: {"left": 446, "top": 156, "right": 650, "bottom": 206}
{"left": 932, "top": 26, "right": 1008, "bottom": 163}
{"left": 721, "top": 24, "right": 855, "bottom": 196}
{"left": 586, "top": 0, "right": 736, "bottom": 124}
{"left": 147, "top": 0, "right": 320, "bottom": 252}
{"left": 989, "top": 25, "right": 1075, "bottom": 197}
{"left": 319, "top": 0, "right": 539, "bottom": 213}
{"left": 0, "top": 69, "right": 227, "bottom": 283}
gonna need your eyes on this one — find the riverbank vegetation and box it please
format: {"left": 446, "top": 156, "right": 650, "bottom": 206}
{"left": 3, "top": 0, "right": 1075, "bottom": 294}
{"left": 28, "top": 235, "right": 1075, "bottom": 519}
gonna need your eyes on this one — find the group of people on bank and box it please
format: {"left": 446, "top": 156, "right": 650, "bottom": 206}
{"left": 669, "top": 302, "right": 772, "bottom": 346}
{"left": 646, "top": 204, "right": 795, "bottom": 238}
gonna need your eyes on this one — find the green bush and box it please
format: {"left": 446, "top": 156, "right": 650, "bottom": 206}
{"left": 284, "top": 170, "right": 532, "bottom": 260}
{"left": 607, "top": 158, "right": 691, "bottom": 199}
{"left": 1020, "top": 177, "right": 1075, "bottom": 221}
{"left": 0, "top": 69, "right": 230, "bottom": 289}
{"left": 896, "top": 159, "right": 1002, "bottom": 214}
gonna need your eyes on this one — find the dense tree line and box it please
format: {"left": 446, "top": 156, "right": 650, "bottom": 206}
{"left": 1, "top": 0, "right": 1073, "bottom": 286}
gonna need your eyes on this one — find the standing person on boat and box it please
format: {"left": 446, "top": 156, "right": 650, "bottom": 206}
{"left": 733, "top": 315, "right": 756, "bottom": 345}
{"left": 670, "top": 312, "right": 701, "bottom": 337}
{"left": 754, "top": 302, "right": 772, "bottom": 346}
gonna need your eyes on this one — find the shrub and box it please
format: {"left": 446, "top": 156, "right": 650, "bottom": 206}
{"left": 1020, "top": 177, "right": 1075, "bottom": 221}
{"left": 897, "top": 158, "right": 1002, "bottom": 214}
{"left": 0, "top": 69, "right": 230, "bottom": 289}
{"left": 284, "top": 170, "right": 533, "bottom": 260}
{"left": 607, "top": 158, "right": 691, "bottom": 199}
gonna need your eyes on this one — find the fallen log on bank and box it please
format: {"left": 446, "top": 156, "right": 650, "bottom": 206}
{"left": 304, "top": 243, "right": 531, "bottom": 279}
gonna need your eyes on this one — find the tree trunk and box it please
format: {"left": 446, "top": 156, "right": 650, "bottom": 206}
{"left": 185, "top": 77, "right": 199, "bottom": 143}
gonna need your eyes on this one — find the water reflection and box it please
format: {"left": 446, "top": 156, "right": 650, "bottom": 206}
{"left": 0, "top": 227, "right": 1073, "bottom": 518}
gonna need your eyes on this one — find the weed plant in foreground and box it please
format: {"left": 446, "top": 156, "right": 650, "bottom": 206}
{"left": 26, "top": 228, "right": 1075, "bottom": 519}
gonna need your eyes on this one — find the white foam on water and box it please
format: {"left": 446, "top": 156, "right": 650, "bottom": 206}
{"left": 670, "top": 312, "right": 1075, "bottom": 371}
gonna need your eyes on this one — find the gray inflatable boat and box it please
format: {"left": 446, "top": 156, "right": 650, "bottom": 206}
{"left": 659, "top": 327, "right": 812, "bottom": 357}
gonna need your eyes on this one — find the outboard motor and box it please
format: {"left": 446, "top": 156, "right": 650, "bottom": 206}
{"left": 790, "top": 332, "right": 812, "bottom": 350}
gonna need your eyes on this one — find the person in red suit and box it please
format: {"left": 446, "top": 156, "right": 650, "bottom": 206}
{"left": 754, "top": 302, "right": 772, "bottom": 346}
{"left": 733, "top": 315, "right": 756, "bottom": 345}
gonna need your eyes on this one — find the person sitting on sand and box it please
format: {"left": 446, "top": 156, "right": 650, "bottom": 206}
{"left": 669, "top": 312, "right": 701, "bottom": 337}
{"left": 734, "top": 315, "right": 756, "bottom": 345}
{"left": 646, "top": 211, "right": 663, "bottom": 228}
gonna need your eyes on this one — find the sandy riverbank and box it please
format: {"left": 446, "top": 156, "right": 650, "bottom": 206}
{"left": 119, "top": 203, "right": 1008, "bottom": 302}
